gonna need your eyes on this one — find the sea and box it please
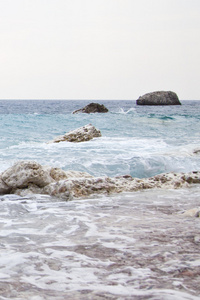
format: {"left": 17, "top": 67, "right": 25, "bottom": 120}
{"left": 0, "top": 99, "right": 200, "bottom": 299}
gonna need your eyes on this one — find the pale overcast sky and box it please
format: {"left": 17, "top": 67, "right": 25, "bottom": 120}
{"left": 0, "top": 0, "right": 200, "bottom": 100}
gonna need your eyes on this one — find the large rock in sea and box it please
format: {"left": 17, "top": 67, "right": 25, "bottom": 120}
{"left": 136, "top": 91, "right": 181, "bottom": 105}
{"left": 50, "top": 124, "right": 102, "bottom": 143}
{"left": 73, "top": 102, "right": 109, "bottom": 114}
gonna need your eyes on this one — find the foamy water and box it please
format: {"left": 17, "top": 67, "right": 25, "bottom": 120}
{"left": 0, "top": 186, "right": 200, "bottom": 299}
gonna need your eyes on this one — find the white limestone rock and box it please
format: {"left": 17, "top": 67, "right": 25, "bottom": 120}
{"left": 43, "top": 172, "right": 200, "bottom": 200}
{"left": 44, "top": 176, "right": 116, "bottom": 200}
{"left": 0, "top": 160, "right": 199, "bottom": 200}
{"left": 182, "top": 208, "right": 200, "bottom": 217}
{"left": 1, "top": 161, "right": 54, "bottom": 189}
{"left": 49, "top": 167, "right": 92, "bottom": 181}
{"left": 50, "top": 124, "right": 102, "bottom": 143}
{"left": 13, "top": 183, "right": 44, "bottom": 197}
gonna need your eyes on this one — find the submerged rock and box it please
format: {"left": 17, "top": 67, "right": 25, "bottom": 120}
{"left": 73, "top": 102, "right": 109, "bottom": 114}
{"left": 194, "top": 149, "right": 200, "bottom": 155}
{"left": 0, "top": 161, "right": 200, "bottom": 200}
{"left": 182, "top": 208, "right": 200, "bottom": 217}
{"left": 136, "top": 91, "right": 181, "bottom": 105}
{"left": 50, "top": 124, "right": 102, "bottom": 143}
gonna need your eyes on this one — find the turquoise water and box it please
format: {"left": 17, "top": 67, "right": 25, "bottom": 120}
{"left": 0, "top": 100, "right": 199, "bottom": 178}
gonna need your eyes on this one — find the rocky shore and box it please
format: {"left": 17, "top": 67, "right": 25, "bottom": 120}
{"left": 0, "top": 161, "right": 200, "bottom": 202}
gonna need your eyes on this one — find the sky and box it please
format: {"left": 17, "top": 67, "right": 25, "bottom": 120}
{"left": 0, "top": 0, "right": 200, "bottom": 100}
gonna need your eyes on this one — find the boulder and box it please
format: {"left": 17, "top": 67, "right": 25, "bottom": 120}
{"left": 1, "top": 161, "right": 54, "bottom": 189}
{"left": 73, "top": 102, "right": 109, "bottom": 114}
{"left": 136, "top": 91, "right": 181, "bottom": 105}
{"left": 50, "top": 124, "right": 102, "bottom": 143}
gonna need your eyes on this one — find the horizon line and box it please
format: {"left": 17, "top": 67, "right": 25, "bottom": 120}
{"left": 0, "top": 98, "right": 198, "bottom": 101}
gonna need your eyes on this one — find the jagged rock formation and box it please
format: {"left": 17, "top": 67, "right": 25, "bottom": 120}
{"left": 136, "top": 91, "right": 181, "bottom": 105}
{"left": 0, "top": 160, "right": 199, "bottom": 200}
{"left": 73, "top": 102, "right": 109, "bottom": 114}
{"left": 50, "top": 124, "right": 102, "bottom": 143}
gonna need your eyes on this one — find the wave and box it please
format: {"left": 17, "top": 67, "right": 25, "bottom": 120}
{"left": 115, "top": 107, "right": 136, "bottom": 114}
{"left": 0, "top": 139, "right": 200, "bottom": 179}
{"left": 147, "top": 114, "right": 175, "bottom": 120}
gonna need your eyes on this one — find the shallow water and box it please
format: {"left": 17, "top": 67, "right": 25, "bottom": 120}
{"left": 0, "top": 186, "right": 200, "bottom": 299}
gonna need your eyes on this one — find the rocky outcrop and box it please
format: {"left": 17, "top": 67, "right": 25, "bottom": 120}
{"left": 0, "top": 160, "right": 199, "bottom": 200}
{"left": 73, "top": 102, "right": 109, "bottom": 114}
{"left": 1, "top": 161, "right": 53, "bottom": 189}
{"left": 182, "top": 208, "right": 200, "bottom": 217}
{"left": 136, "top": 91, "right": 181, "bottom": 105}
{"left": 50, "top": 124, "right": 102, "bottom": 143}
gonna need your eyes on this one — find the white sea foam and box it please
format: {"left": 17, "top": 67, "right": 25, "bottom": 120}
{"left": 0, "top": 187, "right": 200, "bottom": 299}
{"left": 116, "top": 107, "right": 136, "bottom": 114}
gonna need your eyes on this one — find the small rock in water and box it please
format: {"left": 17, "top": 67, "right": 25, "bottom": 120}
{"left": 73, "top": 102, "right": 109, "bottom": 114}
{"left": 182, "top": 208, "right": 200, "bottom": 217}
{"left": 50, "top": 124, "right": 102, "bottom": 143}
{"left": 193, "top": 149, "right": 200, "bottom": 155}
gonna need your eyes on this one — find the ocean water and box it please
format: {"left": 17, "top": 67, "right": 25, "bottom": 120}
{"left": 0, "top": 100, "right": 200, "bottom": 177}
{"left": 0, "top": 100, "right": 200, "bottom": 299}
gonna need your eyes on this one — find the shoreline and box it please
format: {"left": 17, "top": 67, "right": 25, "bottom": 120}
{"left": 0, "top": 160, "right": 200, "bottom": 201}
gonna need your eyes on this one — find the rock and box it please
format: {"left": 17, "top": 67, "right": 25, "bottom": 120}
{"left": 182, "top": 208, "right": 200, "bottom": 217}
{"left": 13, "top": 183, "right": 44, "bottom": 197}
{"left": 1, "top": 161, "right": 54, "bottom": 189}
{"left": 0, "top": 178, "right": 11, "bottom": 195}
{"left": 50, "top": 124, "right": 102, "bottom": 143}
{"left": 194, "top": 149, "right": 200, "bottom": 155}
{"left": 41, "top": 171, "right": 200, "bottom": 200}
{"left": 136, "top": 91, "right": 181, "bottom": 105}
{"left": 49, "top": 167, "right": 92, "bottom": 181}
{"left": 73, "top": 102, "right": 109, "bottom": 114}
{"left": 0, "top": 160, "right": 200, "bottom": 200}
{"left": 44, "top": 177, "right": 117, "bottom": 200}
